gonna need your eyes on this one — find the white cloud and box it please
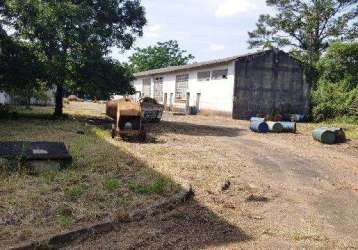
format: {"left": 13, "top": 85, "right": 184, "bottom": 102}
{"left": 215, "top": 0, "right": 256, "bottom": 17}
{"left": 144, "top": 24, "right": 162, "bottom": 38}
{"left": 209, "top": 43, "right": 225, "bottom": 51}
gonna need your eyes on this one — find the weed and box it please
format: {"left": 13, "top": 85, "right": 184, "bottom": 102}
{"left": 64, "top": 185, "right": 85, "bottom": 200}
{"left": 40, "top": 170, "right": 58, "bottom": 184}
{"left": 57, "top": 214, "right": 73, "bottom": 227}
{"left": 128, "top": 178, "right": 168, "bottom": 194}
{"left": 93, "top": 127, "right": 108, "bottom": 139}
{"left": 103, "top": 179, "right": 121, "bottom": 192}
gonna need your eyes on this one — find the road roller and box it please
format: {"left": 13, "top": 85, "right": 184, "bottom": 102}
{"left": 106, "top": 98, "right": 146, "bottom": 140}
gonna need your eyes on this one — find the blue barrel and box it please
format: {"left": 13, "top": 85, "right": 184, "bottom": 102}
{"left": 250, "top": 120, "right": 269, "bottom": 133}
{"left": 279, "top": 121, "right": 297, "bottom": 133}
{"left": 312, "top": 128, "right": 337, "bottom": 144}
{"left": 267, "top": 121, "right": 284, "bottom": 133}
{"left": 188, "top": 106, "right": 198, "bottom": 115}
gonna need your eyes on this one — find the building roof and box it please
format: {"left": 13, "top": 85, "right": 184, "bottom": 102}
{"left": 134, "top": 49, "right": 273, "bottom": 78}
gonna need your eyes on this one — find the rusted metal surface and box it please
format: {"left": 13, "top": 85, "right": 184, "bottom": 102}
{"left": 106, "top": 98, "right": 142, "bottom": 120}
{"left": 106, "top": 98, "right": 145, "bottom": 140}
{"left": 140, "top": 97, "right": 164, "bottom": 123}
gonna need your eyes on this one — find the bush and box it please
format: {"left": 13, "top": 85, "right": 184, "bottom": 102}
{"left": 312, "top": 42, "right": 358, "bottom": 121}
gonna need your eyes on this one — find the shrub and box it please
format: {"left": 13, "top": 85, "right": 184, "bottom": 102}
{"left": 312, "top": 42, "right": 358, "bottom": 121}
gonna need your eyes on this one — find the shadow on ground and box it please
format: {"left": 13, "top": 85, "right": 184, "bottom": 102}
{"left": 74, "top": 123, "right": 250, "bottom": 249}
{"left": 145, "top": 120, "right": 241, "bottom": 138}
{"left": 1, "top": 111, "right": 251, "bottom": 249}
{"left": 71, "top": 200, "right": 250, "bottom": 249}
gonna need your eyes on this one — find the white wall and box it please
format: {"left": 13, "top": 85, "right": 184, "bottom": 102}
{"left": 132, "top": 61, "right": 235, "bottom": 113}
{"left": 0, "top": 88, "right": 55, "bottom": 106}
{"left": 0, "top": 91, "right": 10, "bottom": 104}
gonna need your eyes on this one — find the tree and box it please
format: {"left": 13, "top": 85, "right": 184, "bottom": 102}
{"left": 0, "top": 32, "right": 44, "bottom": 104}
{"left": 2, "top": 0, "right": 146, "bottom": 116}
{"left": 129, "top": 40, "right": 194, "bottom": 72}
{"left": 248, "top": 0, "right": 358, "bottom": 67}
{"left": 311, "top": 42, "right": 358, "bottom": 120}
{"left": 74, "top": 56, "right": 135, "bottom": 100}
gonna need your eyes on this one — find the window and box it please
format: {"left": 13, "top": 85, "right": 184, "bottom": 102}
{"left": 211, "top": 69, "right": 228, "bottom": 80}
{"left": 142, "top": 79, "right": 151, "bottom": 97}
{"left": 197, "top": 71, "right": 210, "bottom": 81}
{"left": 175, "top": 74, "right": 189, "bottom": 101}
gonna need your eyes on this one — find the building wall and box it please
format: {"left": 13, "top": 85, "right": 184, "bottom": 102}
{"left": 0, "top": 91, "right": 10, "bottom": 105}
{"left": 133, "top": 61, "right": 235, "bottom": 113}
{"left": 0, "top": 88, "right": 56, "bottom": 106}
{"left": 233, "top": 50, "right": 309, "bottom": 119}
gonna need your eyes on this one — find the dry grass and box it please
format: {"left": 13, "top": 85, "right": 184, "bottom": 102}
{"left": 3, "top": 103, "right": 358, "bottom": 249}
{"left": 0, "top": 106, "right": 178, "bottom": 248}
{"left": 299, "top": 120, "right": 358, "bottom": 140}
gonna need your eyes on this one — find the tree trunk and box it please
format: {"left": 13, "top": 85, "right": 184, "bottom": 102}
{"left": 54, "top": 84, "right": 64, "bottom": 117}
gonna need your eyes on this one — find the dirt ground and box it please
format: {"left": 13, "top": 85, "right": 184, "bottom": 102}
{"left": 65, "top": 103, "right": 358, "bottom": 248}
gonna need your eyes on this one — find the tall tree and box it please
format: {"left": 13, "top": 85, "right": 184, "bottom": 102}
{"left": 2, "top": 0, "right": 146, "bottom": 116}
{"left": 0, "top": 29, "right": 44, "bottom": 103}
{"left": 74, "top": 56, "right": 135, "bottom": 100}
{"left": 129, "top": 40, "right": 194, "bottom": 72}
{"left": 248, "top": 0, "right": 358, "bottom": 66}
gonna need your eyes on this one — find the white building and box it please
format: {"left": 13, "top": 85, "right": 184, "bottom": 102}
{"left": 0, "top": 88, "right": 56, "bottom": 106}
{"left": 133, "top": 55, "right": 237, "bottom": 114}
{"left": 0, "top": 90, "right": 10, "bottom": 105}
{"left": 133, "top": 49, "right": 309, "bottom": 119}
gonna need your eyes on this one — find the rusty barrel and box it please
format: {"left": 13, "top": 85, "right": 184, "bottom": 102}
{"left": 106, "top": 99, "right": 142, "bottom": 120}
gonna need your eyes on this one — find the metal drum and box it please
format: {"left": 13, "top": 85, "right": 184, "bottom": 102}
{"left": 250, "top": 120, "right": 269, "bottom": 133}
{"left": 312, "top": 128, "right": 336, "bottom": 144}
{"left": 267, "top": 121, "right": 284, "bottom": 133}
{"left": 279, "top": 121, "right": 297, "bottom": 133}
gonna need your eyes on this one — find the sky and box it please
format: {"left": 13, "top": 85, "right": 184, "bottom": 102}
{"left": 111, "top": 0, "right": 275, "bottom": 63}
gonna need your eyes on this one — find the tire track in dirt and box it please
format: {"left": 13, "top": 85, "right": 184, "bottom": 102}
{"left": 215, "top": 134, "right": 358, "bottom": 246}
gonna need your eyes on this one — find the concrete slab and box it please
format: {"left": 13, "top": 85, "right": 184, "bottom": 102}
{"left": 0, "top": 141, "right": 72, "bottom": 162}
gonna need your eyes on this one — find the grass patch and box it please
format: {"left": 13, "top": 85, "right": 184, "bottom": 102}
{"left": 128, "top": 178, "right": 169, "bottom": 195}
{"left": 57, "top": 215, "right": 74, "bottom": 228}
{"left": 103, "top": 179, "right": 121, "bottom": 192}
{"left": 0, "top": 105, "right": 178, "bottom": 248}
{"left": 64, "top": 185, "right": 86, "bottom": 200}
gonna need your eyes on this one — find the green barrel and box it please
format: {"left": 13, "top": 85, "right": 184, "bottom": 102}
{"left": 328, "top": 128, "right": 346, "bottom": 143}
{"left": 267, "top": 121, "right": 284, "bottom": 133}
{"left": 312, "top": 128, "right": 336, "bottom": 144}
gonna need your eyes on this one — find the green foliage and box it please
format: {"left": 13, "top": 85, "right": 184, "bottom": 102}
{"left": 128, "top": 178, "right": 168, "bottom": 194}
{"left": 56, "top": 214, "right": 73, "bottom": 227}
{"left": 0, "top": 34, "right": 44, "bottom": 101}
{"left": 312, "top": 42, "right": 358, "bottom": 121}
{"left": 103, "top": 178, "right": 121, "bottom": 192}
{"left": 1, "top": 0, "right": 146, "bottom": 115}
{"left": 75, "top": 57, "right": 135, "bottom": 100}
{"left": 64, "top": 185, "right": 85, "bottom": 200}
{"left": 129, "top": 40, "right": 194, "bottom": 72}
{"left": 248, "top": 0, "right": 357, "bottom": 66}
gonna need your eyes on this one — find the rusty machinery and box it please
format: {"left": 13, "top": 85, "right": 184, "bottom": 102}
{"left": 106, "top": 98, "right": 146, "bottom": 140}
